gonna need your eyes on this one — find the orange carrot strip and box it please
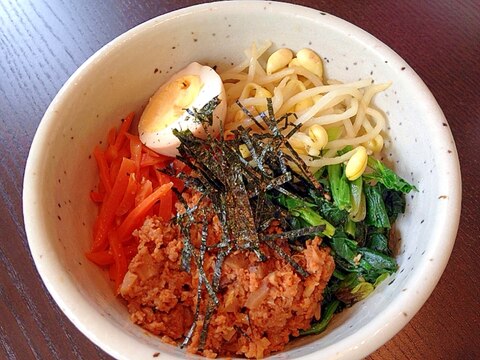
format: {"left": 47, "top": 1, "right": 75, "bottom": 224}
{"left": 152, "top": 167, "right": 183, "bottom": 192}
{"left": 172, "top": 159, "right": 188, "bottom": 173}
{"left": 118, "top": 182, "right": 173, "bottom": 242}
{"left": 155, "top": 171, "right": 170, "bottom": 186}
{"left": 97, "top": 177, "right": 106, "bottom": 195}
{"left": 89, "top": 113, "right": 181, "bottom": 289}
{"left": 91, "top": 157, "right": 136, "bottom": 252}
{"left": 105, "top": 144, "right": 118, "bottom": 163}
{"left": 158, "top": 190, "right": 173, "bottom": 221}
{"left": 113, "top": 112, "right": 135, "bottom": 151}
{"left": 116, "top": 173, "right": 138, "bottom": 217}
{"left": 148, "top": 167, "right": 161, "bottom": 189}
{"left": 174, "top": 179, "right": 184, "bottom": 192}
{"left": 143, "top": 145, "right": 171, "bottom": 161}
{"left": 85, "top": 250, "right": 114, "bottom": 266}
{"left": 90, "top": 191, "right": 105, "bottom": 203}
{"left": 165, "top": 173, "right": 184, "bottom": 193}
{"left": 109, "top": 155, "right": 123, "bottom": 186}
{"left": 156, "top": 172, "right": 174, "bottom": 221}
{"left": 93, "top": 146, "right": 112, "bottom": 194}
{"left": 107, "top": 126, "right": 117, "bottom": 146}
{"left": 135, "top": 179, "right": 153, "bottom": 206}
{"left": 127, "top": 133, "right": 142, "bottom": 176}
{"left": 118, "top": 143, "right": 131, "bottom": 162}
{"left": 140, "top": 144, "right": 171, "bottom": 167}
{"left": 140, "top": 153, "right": 167, "bottom": 168}
{"left": 109, "top": 229, "right": 127, "bottom": 292}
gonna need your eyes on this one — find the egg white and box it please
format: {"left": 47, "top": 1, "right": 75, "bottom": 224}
{"left": 138, "top": 62, "right": 227, "bottom": 157}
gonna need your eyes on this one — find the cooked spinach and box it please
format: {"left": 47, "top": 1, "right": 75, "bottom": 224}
{"left": 358, "top": 248, "right": 398, "bottom": 282}
{"left": 327, "top": 163, "right": 351, "bottom": 211}
{"left": 382, "top": 184, "right": 406, "bottom": 223}
{"left": 308, "top": 189, "right": 349, "bottom": 227}
{"left": 272, "top": 192, "right": 335, "bottom": 237}
{"left": 364, "top": 157, "right": 417, "bottom": 193}
{"left": 364, "top": 183, "right": 391, "bottom": 228}
{"left": 366, "top": 228, "right": 390, "bottom": 254}
{"left": 270, "top": 153, "right": 414, "bottom": 337}
{"left": 299, "top": 300, "right": 341, "bottom": 335}
{"left": 330, "top": 229, "right": 358, "bottom": 267}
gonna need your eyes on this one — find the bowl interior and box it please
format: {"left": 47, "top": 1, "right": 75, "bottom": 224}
{"left": 24, "top": 2, "right": 460, "bottom": 359}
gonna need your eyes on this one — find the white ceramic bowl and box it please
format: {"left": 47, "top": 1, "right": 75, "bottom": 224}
{"left": 23, "top": 1, "right": 461, "bottom": 359}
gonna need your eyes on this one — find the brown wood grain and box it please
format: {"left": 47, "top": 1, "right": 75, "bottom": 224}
{"left": 1, "top": 0, "right": 479, "bottom": 359}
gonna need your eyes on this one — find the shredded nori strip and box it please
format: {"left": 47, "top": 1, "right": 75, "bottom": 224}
{"left": 170, "top": 97, "right": 328, "bottom": 349}
{"left": 235, "top": 99, "right": 266, "bottom": 131}
{"left": 264, "top": 239, "right": 309, "bottom": 278}
{"left": 261, "top": 224, "right": 326, "bottom": 242}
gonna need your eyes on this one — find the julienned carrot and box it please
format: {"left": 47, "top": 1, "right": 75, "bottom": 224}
{"left": 169, "top": 175, "right": 185, "bottom": 193}
{"left": 86, "top": 241, "right": 138, "bottom": 267}
{"left": 143, "top": 146, "right": 170, "bottom": 161}
{"left": 109, "top": 140, "right": 130, "bottom": 180}
{"left": 158, "top": 191, "right": 173, "bottom": 221}
{"left": 92, "top": 157, "right": 136, "bottom": 251}
{"left": 113, "top": 112, "right": 135, "bottom": 151}
{"left": 156, "top": 171, "right": 170, "bottom": 186}
{"left": 126, "top": 133, "right": 142, "bottom": 175}
{"left": 90, "top": 191, "right": 104, "bottom": 203}
{"left": 107, "top": 126, "right": 117, "bottom": 146}
{"left": 108, "top": 155, "right": 123, "bottom": 185}
{"left": 116, "top": 172, "right": 138, "bottom": 217}
{"left": 156, "top": 172, "right": 174, "bottom": 221}
{"left": 93, "top": 146, "right": 112, "bottom": 194}
{"left": 108, "top": 230, "right": 128, "bottom": 293}
{"left": 118, "top": 182, "right": 173, "bottom": 242}
{"left": 85, "top": 250, "right": 114, "bottom": 266}
{"left": 88, "top": 113, "right": 184, "bottom": 292}
{"left": 141, "top": 147, "right": 170, "bottom": 167}
{"left": 135, "top": 179, "right": 153, "bottom": 206}
{"left": 105, "top": 143, "right": 118, "bottom": 163}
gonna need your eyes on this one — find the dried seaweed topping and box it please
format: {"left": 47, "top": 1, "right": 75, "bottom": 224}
{"left": 170, "top": 97, "right": 328, "bottom": 349}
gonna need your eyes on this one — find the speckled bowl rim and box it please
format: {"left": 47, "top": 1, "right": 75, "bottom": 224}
{"left": 23, "top": 1, "right": 461, "bottom": 360}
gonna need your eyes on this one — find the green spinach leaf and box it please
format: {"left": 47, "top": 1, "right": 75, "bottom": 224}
{"left": 364, "top": 183, "right": 390, "bottom": 228}
{"left": 300, "top": 300, "right": 341, "bottom": 335}
{"left": 327, "top": 164, "right": 351, "bottom": 211}
{"left": 308, "top": 189, "right": 348, "bottom": 227}
{"left": 366, "top": 228, "right": 390, "bottom": 254}
{"left": 364, "top": 157, "right": 417, "bottom": 193}
{"left": 382, "top": 185, "right": 406, "bottom": 224}
{"left": 330, "top": 230, "right": 358, "bottom": 265}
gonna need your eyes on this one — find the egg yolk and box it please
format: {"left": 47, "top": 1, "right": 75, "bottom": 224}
{"left": 140, "top": 75, "right": 202, "bottom": 132}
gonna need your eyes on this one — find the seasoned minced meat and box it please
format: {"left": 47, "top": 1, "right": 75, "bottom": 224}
{"left": 120, "top": 214, "right": 334, "bottom": 359}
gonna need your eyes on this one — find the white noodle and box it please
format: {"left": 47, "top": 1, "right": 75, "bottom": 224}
{"left": 289, "top": 66, "right": 324, "bottom": 87}
{"left": 255, "top": 68, "right": 296, "bottom": 86}
{"left": 277, "top": 79, "right": 371, "bottom": 116}
{"left": 294, "top": 88, "right": 362, "bottom": 126}
{"left": 219, "top": 43, "right": 390, "bottom": 171}
{"left": 302, "top": 98, "right": 359, "bottom": 127}
{"left": 352, "top": 82, "right": 391, "bottom": 134}
{"left": 247, "top": 43, "right": 258, "bottom": 83}
{"left": 327, "top": 108, "right": 385, "bottom": 151}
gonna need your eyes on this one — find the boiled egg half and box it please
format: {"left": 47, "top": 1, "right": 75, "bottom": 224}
{"left": 138, "top": 62, "right": 227, "bottom": 157}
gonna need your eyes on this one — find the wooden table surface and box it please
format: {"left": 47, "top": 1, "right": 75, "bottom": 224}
{"left": 1, "top": 0, "right": 479, "bottom": 359}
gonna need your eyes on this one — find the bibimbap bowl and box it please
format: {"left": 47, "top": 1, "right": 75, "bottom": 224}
{"left": 23, "top": 1, "right": 461, "bottom": 359}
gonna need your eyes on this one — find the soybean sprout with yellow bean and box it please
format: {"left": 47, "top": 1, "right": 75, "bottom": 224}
{"left": 220, "top": 41, "right": 391, "bottom": 178}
